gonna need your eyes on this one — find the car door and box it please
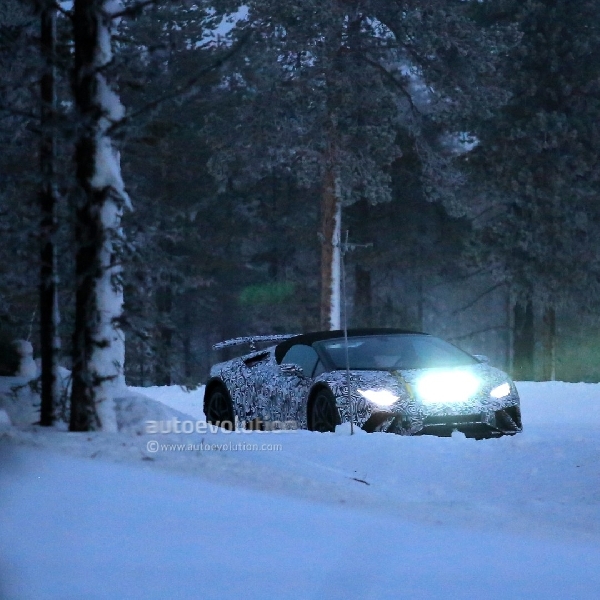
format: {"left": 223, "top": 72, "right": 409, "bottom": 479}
{"left": 232, "top": 351, "right": 278, "bottom": 423}
{"left": 276, "top": 344, "right": 320, "bottom": 426}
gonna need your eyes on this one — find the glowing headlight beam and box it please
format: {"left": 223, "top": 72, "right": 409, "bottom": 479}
{"left": 416, "top": 371, "right": 480, "bottom": 405}
{"left": 357, "top": 389, "right": 399, "bottom": 407}
{"left": 490, "top": 382, "right": 511, "bottom": 399}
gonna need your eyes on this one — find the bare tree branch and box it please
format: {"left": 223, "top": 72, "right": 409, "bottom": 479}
{"left": 447, "top": 325, "right": 507, "bottom": 342}
{"left": 0, "top": 104, "right": 39, "bottom": 120}
{"left": 358, "top": 54, "right": 422, "bottom": 116}
{"left": 108, "top": 27, "right": 253, "bottom": 138}
{"left": 102, "top": 0, "right": 158, "bottom": 21}
{"left": 50, "top": 0, "right": 72, "bottom": 19}
{"left": 451, "top": 282, "right": 504, "bottom": 316}
{"left": 428, "top": 267, "right": 490, "bottom": 291}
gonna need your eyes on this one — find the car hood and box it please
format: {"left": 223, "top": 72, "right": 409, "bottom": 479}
{"left": 318, "top": 362, "right": 515, "bottom": 410}
{"left": 399, "top": 362, "right": 510, "bottom": 391}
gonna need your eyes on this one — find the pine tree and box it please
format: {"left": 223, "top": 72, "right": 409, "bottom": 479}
{"left": 0, "top": 1, "right": 43, "bottom": 345}
{"left": 205, "top": 0, "right": 517, "bottom": 331}
{"left": 467, "top": 0, "right": 600, "bottom": 378}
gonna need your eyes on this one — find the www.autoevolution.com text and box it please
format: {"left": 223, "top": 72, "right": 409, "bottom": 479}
{"left": 146, "top": 441, "right": 283, "bottom": 453}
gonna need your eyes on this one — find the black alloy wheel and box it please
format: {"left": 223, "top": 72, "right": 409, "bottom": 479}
{"left": 204, "top": 384, "right": 235, "bottom": 430}
{"left": 310, "top": 388, "right": 341, "bottom": 433}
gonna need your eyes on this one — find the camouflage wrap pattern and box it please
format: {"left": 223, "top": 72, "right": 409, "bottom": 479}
{"left": 207, "top": 342, "right": 522, "bottom": 437}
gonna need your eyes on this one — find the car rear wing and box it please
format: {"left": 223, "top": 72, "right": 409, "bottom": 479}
{"left": 213, "top": 334, "right": 299, "bottom": 351}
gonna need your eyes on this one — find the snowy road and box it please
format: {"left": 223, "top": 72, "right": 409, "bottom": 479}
{"left": 1, "top": 381, "right": 600, "bottom": 598}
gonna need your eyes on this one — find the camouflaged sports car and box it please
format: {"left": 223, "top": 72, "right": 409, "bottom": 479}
{"left": 203, "top": 329, "right": 522, "bottom": 438}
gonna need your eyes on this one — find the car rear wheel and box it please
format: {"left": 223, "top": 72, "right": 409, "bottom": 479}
{"left": 204, "top": 383, "right": 235, "bottom": 430}
{"left": 310, "top": 388, "right": 341, "bottom": 433}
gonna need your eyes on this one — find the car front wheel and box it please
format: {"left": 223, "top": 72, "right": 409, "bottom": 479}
{"left": 204, "top": 383, "right": 235, "bottom": 430}
{"left": 310, "top": 388, "right": 341, "bottom": 433}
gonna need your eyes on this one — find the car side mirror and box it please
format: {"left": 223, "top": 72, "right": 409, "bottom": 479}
{"left": 280, "top": 363, "right": 304, "bottom": 377}
{"left": 473, "top": 354, "right": 490, "bottom": 364}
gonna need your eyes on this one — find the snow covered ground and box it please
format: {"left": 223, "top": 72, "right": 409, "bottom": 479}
{"left": 1, "top": 381, "right": 600, "bottom": 599}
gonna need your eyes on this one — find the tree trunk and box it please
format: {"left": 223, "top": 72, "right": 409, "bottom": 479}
{"left": 417, "top": 273, "right": 424, "bottom": 331}
{"left": 39, "top": 1, "right": 60, "bottom": 427}
{"left": 183, "top": 330, "right": 192, "bottom": 381}
{"left": 154, "top": 285, "right": 173, "bottom": 386}
{"left": 512, "top": 300, "right": 535, "bottom": 381}
{"left": 320, "top": 165, "right": 341, "bottom": 330}
{"left": 70, "top": 0, "right": 129, "bottom": 432}
{"left": 182, "top": 293, "right": 193, "bottom": 381}
{"left": 541, "top": 304, "right": 556, "bottom": 381}
{"left": 354, "top": 265, "right": 372, "bottom": 328}
{"left": 506, "top": 285, "right": 513, "bottom": 374}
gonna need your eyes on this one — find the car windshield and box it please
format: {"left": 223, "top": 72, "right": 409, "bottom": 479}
{"left": 314, "top": 334, "right": 478, "bottom": 371}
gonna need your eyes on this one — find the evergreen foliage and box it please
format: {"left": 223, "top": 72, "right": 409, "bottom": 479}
{"left": 469, "top": 0, "right": 600, "bottom": 306}
{"left": 1, "top": 0, "right": 600, "bottom": 393}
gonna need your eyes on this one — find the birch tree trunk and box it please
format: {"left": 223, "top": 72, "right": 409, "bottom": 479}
{"left": 70, "top": 0, "right": 130, "bottom": 432}
{"left": 320, "top": 164, "right": 341, "bottom": 330}
{"left": 39, "top": 0, "right": 60, "bottom": 426}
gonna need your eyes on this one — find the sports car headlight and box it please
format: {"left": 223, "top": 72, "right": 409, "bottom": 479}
{"left": 357, "top": 389, "right": 399, "bottom": 407}
{"left": 416, "top": 371, "right": 480, "bottom": 405}
{"left": 490, "top": 382, "right": 511, "bottom": 399}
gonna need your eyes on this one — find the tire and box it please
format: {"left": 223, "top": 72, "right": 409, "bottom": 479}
{"left": 309, "top": 388, "right": 341, "bottom": 433}
{"left": 204, "top": 383, "right": 235, "bottom": 431}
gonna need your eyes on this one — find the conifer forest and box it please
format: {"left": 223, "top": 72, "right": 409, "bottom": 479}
{"left": 2, "top": 1, "right": 600, "bottom": 428}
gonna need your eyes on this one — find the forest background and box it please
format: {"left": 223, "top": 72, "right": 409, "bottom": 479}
{"left": 2, "top": 0, "right": 600, "bottom": 412}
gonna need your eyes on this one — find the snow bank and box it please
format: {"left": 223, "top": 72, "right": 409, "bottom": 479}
{"left": 128, "top": 384, "right": 206, "bottom": 420}
{"left": 113, "top": 392, "right": 194, "bottom": 435}
{"left": 335, "top": 421, "right": 367, "bottom": 435}
{"left": 0, "top": 376, "right": 39, "bottom": 426}
{"left": 516, "top": 380, "right": 600, "bottom": 427}
{"left": 13, "top": 340, "right": 37, "bottom": 379}
{"left": 0, "top": 376, "right": 195, "bottom": 432}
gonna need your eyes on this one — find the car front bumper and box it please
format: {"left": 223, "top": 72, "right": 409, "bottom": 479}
{"left": 363, "top": 404, "right": 522, "bottom": 438}
{"left": 417, "top": 404, "right": 522, "bottom": 438}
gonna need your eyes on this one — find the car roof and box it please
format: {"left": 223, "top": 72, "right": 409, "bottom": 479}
{"left": 274, "top": 328, "right": 427, "bottom": 363}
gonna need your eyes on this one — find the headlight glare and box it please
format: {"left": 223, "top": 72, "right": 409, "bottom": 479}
{"left": 416, "top": 371, "right": 480, "bottom": 405}
{"left": 490, "top": 382, "right": 511, "bottom": 398}
{"left": 357, "top": 389, "right": 399, "bottom": 407}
